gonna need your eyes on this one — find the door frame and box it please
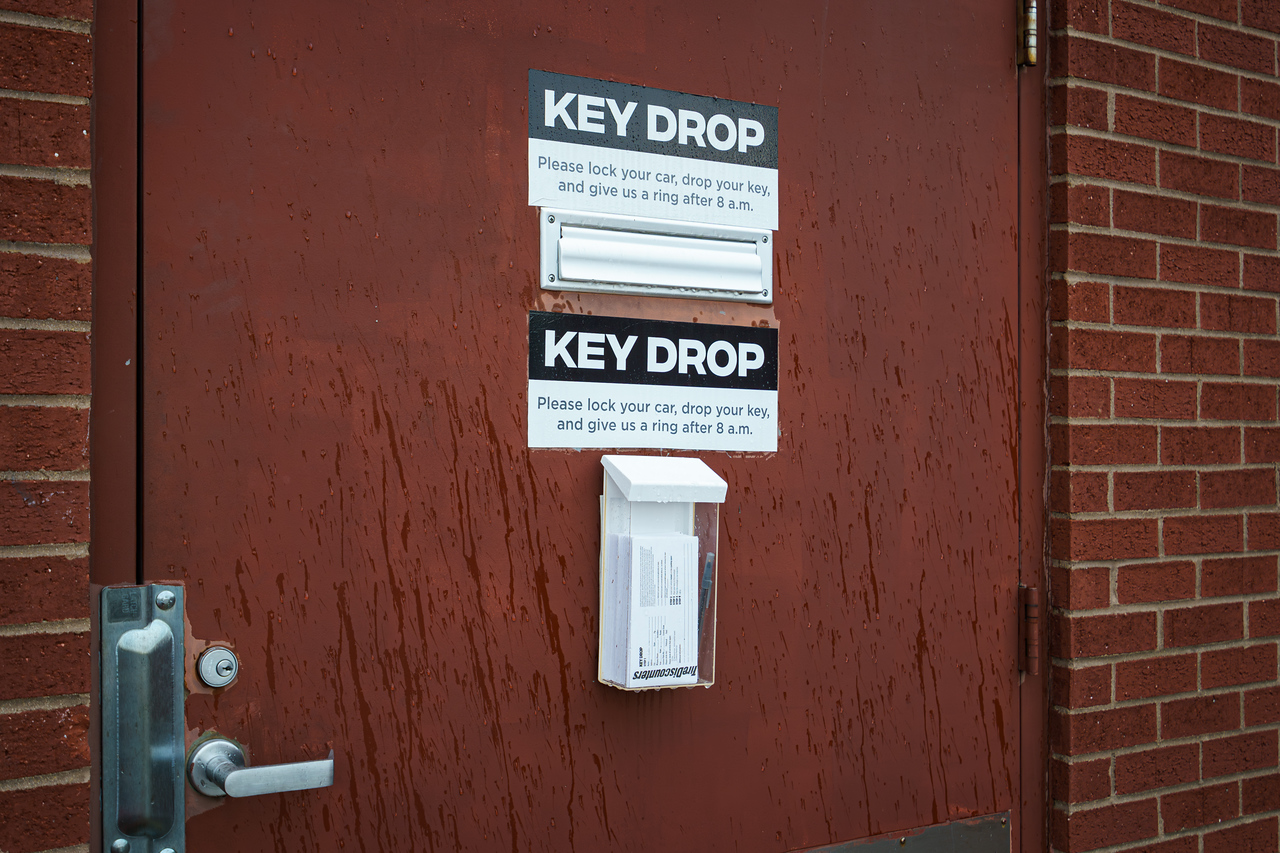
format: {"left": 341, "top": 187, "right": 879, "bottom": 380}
{"left": 88, "top": 1, "right": 1049, "bottom": 848}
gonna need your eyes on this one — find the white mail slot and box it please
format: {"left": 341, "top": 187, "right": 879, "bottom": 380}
{"left": 540, "top": 208, "right": 773, "bottom": 304}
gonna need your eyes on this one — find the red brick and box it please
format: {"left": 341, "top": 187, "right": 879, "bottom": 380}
{"left": 1161, "top": 426, "right": 1240, "bottom": 464}
{"left": 1163, "top": 515, "right": 1244, "bottom": 557}
{"left": 0, "top": 0, "right": 92, "bottom": 16}
{"left": 1052, "top": 704, "right": 1158, "bottom": 754}
{"left": 1162, "top": 334, "right": 1239, "bottom": 376}
{"left": 1162, "top": 781, "right": 1239, "bottom": 832}
{"left": 0, "top": 783, "right": 89, "bottom": 853}
{"left": 1159, "top": 0, "right": 1237, "bottom": 22}
{"left": 1052, "top": 327, "right": 1156, "bottom": 371}
{"left": 0, "top": 98, "right": 89, "bottom": 170}
{"left": 1114, "top": 94, "right": 1198, "bottom": 148}
{"left": 1056, "top": 423, "right": 1159, "bottom": 465}
{"left": 1245, "top": 254, "right": 1280, "bottom": 294}
{"left": 1053, "top": 182, "right": 1110, "bottom": 227}
{"left": 1053, "top": 516, "right": 1161, "bottom": 561}
{"left": 0, "top": 329, "right": 89, "bottom": 395}
{"left": 1050, "top": 280, "right": 1111, "bottom": 323}
{"left": 0, "top": 556, "right": 88, "bottom": 623}
{"left": 1115, "top": 285, "right": 1195, "bottom": 328}
{"left": 1199, "top": 23, "right": 1275, "bottom": 77}
{"left": 1251, "top": 513, "right": 1280, "bottom": 551}
{"left": 1253, "top": 598, "right": 1280, "bottom": 637}
{"left": 1203, "top": 469, "right": 1277, "bottom": 509}
{"left": 1050, "top": 374, "right": 1110, "bottom": 419}
{"left": 1243, "top": 0, "right": 1280, "bottom": 30}
{"left": 1204, "top": 817, "right": 1279, "bottom": 853}
{"left": 1160, "top": 243, "right": 1239, "bottom": 287}
{"left": 1114, "top": 190, "right": 1197, "bottom": 240}
{"left": 1203, "top": 205, "right": 1278, "bottom": 252}
{"left": 1203, "top": 644, "right": 1277, "bottom": 689}
{"left": 1202, "top": 292, "right": 1277, "bottom": 335}
{"left": 1117, "top": 559, "right": 1195, "bottom": 602}
{"left": 1160, "top": 57, "right": 1239, "bottom": 111}
{"left": 1244, "top": 166, "right": 1280, "bottom": 207}
{"left": 1114, "top": 1, "right": 1196, "bottom": 55}
{"left": 1058, "top": 34, "right": 1158, "bottom": 91}
{"left": 1051, "top": 84, "right": 1108, "bottom": 130}
{"left": 1243, "top": 77, "right": 1280, "bottom": 123}
{"left": 1054, "top": 469, "right": 1109, "bottom": 513}
{"left": 1246, "top": 340, "right": 1280, "bottom": 378}
{"left": 1159, "top": 150, "right": 1240, "bottom": 201}
{"left": 1204, "top": 730, "right": 1279, "bottom": 779}
{"left": 1202, "top": 114, "right": 1277, "bottom": 165}
{"left": 1203, "top": 555, "right": 1278, "bottom": 597}
{"left": 0, "top": 632, "right": 88, "bottom": 701}
{"left": 1246, "top": 427, "right": 1280, "bottom": 462}
{"left": 1056, "top": 231, "right": 1158, "bottom": 279}
{"left": 0, "top": 254, "right": 91, "bottom": 320}
{"left": 0, "top": 406, "right": 88, "bottom": 470}
{"left": 1165, "top": 601, "right": 1244, "bottom": 646}
{"left": 1052, "top": 564, "right": 1111, "bottom": 609}
{"left": 0, "top": 24, "right": 90, "bottom": 98}
{"left": 1244, "top": 773, "right": 1280, "bottom": 815}
{"left": 1053, "top": 663, "right": 1112, "bottom": 708}
{"left": 1201, "top": 382, "right": 1277, "bottom": 422}
{"left": 1050, "top": 799, "right": 1158, "bottom": 852}
{"left": 1059, "top": 0, "right": 1109, "bottom": 34}
{"left": 1247, "top": 685, "right": 1280, "bottom": 725}
{"left": 1116, "top": 652, "right": 1197, "bottom": 700}
{"left": 1053, "top": 611, "right": 1159, "bottom": 658}
{"left": 0, "top": 176, "right": 90, "bottom": 245}
{"left": 0, "top": 705, "right": 89, "bottom": 781}
{"left": 1114, "top": 377, "right": 1196, "bottom": 419}
{"left": 1116, "top": 743, "right": 1200, "bottom": 795}
{"left": 0, "top": 480, "right": 87, "bottom": 547}
{"left": 1053, "top": 132, "right": 1158, "bottom": 185}
{"left": 1162, "top": 692, "right": 1241, "bottom": 739}
{"left": 1051, "top": 756, "right": 1112, "bottom": 803}
{"left": 1115, "top": 472, "right": 1195, "bottom": 512}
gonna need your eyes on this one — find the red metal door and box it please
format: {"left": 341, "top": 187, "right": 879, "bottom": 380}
{"left": 135, "top": 1, "right": 1037, "bottom": 849}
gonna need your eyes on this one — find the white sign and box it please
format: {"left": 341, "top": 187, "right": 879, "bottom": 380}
{"left": 528, "top": 312, "right": 778, "bottom": 453}
{"left": 528, "top": 70, "right": 779, "bottom": 230}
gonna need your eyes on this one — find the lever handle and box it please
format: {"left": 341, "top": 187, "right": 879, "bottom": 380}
{"left": 188, "top": 738, "right": 334, "bottom": 798}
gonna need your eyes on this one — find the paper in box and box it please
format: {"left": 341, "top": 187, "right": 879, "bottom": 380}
{"left": 598, "top": 455, "right": 726, "bottom": 690}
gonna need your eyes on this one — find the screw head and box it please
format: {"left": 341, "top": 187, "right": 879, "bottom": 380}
{"left": 155, "top": 590, "right": 176, "bottom": 611}
{"left": 762, "top": 235, "right": 769, "bottom": 243}
{"left": 547, "top": 214, "right": 555, "bottom": 223}
{"left": 111, "top": 840, "right": 130, "bottom": 853}
{"left": 548, "top": 274, "right": 555, "bottom": 283}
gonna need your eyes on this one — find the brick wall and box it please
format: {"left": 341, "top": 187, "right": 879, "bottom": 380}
{"left": 1049, "top": 0, "right": 1280, "bottom": 850}
{"left": 0, "top": 2, "right": 93, "bottom": 852}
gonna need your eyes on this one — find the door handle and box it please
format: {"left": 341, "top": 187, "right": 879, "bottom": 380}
{"left": 188, "top": 738, "right": 334, "bottom": 798}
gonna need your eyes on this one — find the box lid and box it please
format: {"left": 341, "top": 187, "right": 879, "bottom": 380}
{"left": 601, "top": 455, "right": 728, "bottom": 503}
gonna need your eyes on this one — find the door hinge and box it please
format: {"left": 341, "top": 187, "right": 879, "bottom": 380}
{"left": 1018, "top": 584, "right": 1041, "bottom": 675}
{"left": 1019, "top": 0, "right": 1038, "bottom": 66}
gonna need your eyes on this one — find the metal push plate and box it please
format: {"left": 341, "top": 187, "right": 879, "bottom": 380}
{"left": 101, "top": 584, "right": 186, "bottom": 853}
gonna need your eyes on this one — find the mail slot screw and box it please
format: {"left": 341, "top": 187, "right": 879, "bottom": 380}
{"left": 762, "top": 235, "right": 768, "bottom": 243}
{"left": 548, "top": 274, "right": 556, "bottom": 283}
{"left": 155, "top": 590, "right": 176, "bottom": 610}
{"left": 111, "top": 840, "right": 130, "bottom": 853}
{"left": 547, "top": 214, "right": 555, "bottom": 223}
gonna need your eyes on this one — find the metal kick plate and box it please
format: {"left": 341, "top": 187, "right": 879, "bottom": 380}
{"left": 799, "top": 813, "right": 1011, "bottom": 853}
{"left": 101, "top": 584, "right": 185, "bottom": 853}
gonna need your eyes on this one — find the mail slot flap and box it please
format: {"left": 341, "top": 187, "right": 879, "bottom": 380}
{"left": 540, "top": 208, "right": 772, "bottom": 304}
